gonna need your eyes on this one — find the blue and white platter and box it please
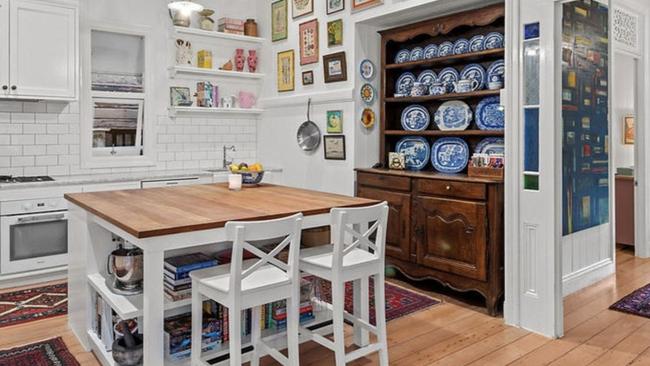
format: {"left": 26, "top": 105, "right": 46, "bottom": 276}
{"left": 423, "top": 44, "right": 438, "bottom": 59}
{"left": 431, "top": 137, "right": 470, "bottom": 174}
{"left": 484, "top": 32, "right": 504, "bottom": 49}
{"left": 401, "top": 105, "right": 430, "bottom": 132}
{"left": 434, "top": 100, "right": 472, "bottom": 131}
{"left": 395, "top": 49, "right": 410, "bottom": 64}
{"left": 460, "top": 63, "right": 486, "bottom": 91}
{"left": 453, "top": 38, "right": 470, "bottom": 55}
{"left": 360, "top": 59, "right": 376, "bottom": 81}
{"left": 438, "top": 41, "right": 454, "bottom": 57}
{"left": 395, "top": 72, "right": 416, "bottom": 96}
{"left": 409, "top": 47, "right": 424, "bottom": 62}
{"left": 487, "top": 59, "right": 505, "bottom": 84}
{"left": 475, "top": 137, "right": 505, "bottom": 155}
{"left": 396, "top": 136, "right": 430, "bottom": 171}
{"left": 476, "top": 96, "right": 505, "bottom": 130}
{"left": 469, "top": 35, "right": 485, "bottom": 53}
{"left": 417, "top": 70, "right": 437, "bottom": 87}
{"left": 438, "top": 67, "right": 460, "bottom": 93}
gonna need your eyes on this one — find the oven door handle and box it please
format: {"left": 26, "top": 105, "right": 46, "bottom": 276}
{"left": 16, "top": 213, "right": 66, "bottom": 224}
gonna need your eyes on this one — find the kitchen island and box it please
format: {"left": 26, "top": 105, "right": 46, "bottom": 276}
{"left": 65, "top": 183, "right": 378, "bottom": 365}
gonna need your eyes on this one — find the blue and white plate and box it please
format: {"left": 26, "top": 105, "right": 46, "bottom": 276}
{"left": 423, "top": 44, "right": 438, "bottom": 59}
{"left": 395, "top": 49, "right": 410, "bottom": 64}
{"left": 401, "top": 105, "right": 430, "bottom": 132}
{"left": 484, "top": 32, "right": 504, "bottom": 49}
{"left": 409, "top": 47, "right": 424, "bottom": 62}
{"left": 434, "top": 100, "right": 472, "bottom": 131}
{"left": 360, "top": 59, "right": 376, "bottom": 81}
{"left": 487, "top": 59, "right": 505, "bottom": 84}
{"left": 417, "top": 70, "right": 437, "bottom": 87}
{"left": 395, "top": 72, "right": 416, "bottom": 96}
{"left": 396, "top": 136, "right": 430, "bottom": 171}
{"left": 475, "top": 137, "right": 505, "bottom": 155}
{"left": 453, "top": 38, "right": 470, "bottom": 55}
{"left": 438, "top": 41, "right": 454, "bottom": 57}
{"left": 469, "top": 35, "right": 485, "bottom": 53}
{"left": 431, "top": 137, "right": 470, "bottom": 174}
{"left": 476, "top": 96, "right": 505, "bottom": 130}
{"left": 438, "top": 67, "right": 460, "bottom": 93}
{"left": 460, "top": 63, "right": 486, "bottom": 91}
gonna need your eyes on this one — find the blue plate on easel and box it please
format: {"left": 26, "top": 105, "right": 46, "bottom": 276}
{"left": 476, "top": 96, "right": 505, "bottom": 130}
{"left": 431, "top": 137, "right": 470, "bottom": 174}
{"left": 423, "top": 44, "right": 438, "bottom": 59}
{"left": 438, "top": 67, "right": 459, "bottom": 93}
{"left": 469, "top": 35, "right": 485, "bottom": 52}
{"left": 453, "top": 38, "right": 470, "bottom": 55}
{"left": 438, "top": 41, "right": 454, "bottom": 57}
{"left": 395, "top": 72, "right": 416, "bottom": 96}
{"left": 460, "top": 63, "right": 486, "bottom": 91}
{"left": 401, "top": 105, "right": 430, "bottom": 132}
{"left": 395, "top": 49, "right": 410, "bottom": 64}
{"left": 475, "top": 137, "right": 505, "bottom": 155}
{"left": 396, "top": 136, "right": 430, "bottom": 171}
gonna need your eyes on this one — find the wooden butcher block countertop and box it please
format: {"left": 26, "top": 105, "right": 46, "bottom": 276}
{"left": 64, "top": 183, "right": 378, "bottom": 238}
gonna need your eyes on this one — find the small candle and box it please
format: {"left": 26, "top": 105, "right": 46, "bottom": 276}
{"left": 228, "top": 174, "right": 242, "bottom": 191}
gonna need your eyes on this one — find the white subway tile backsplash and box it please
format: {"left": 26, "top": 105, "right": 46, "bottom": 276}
{"left": 11, "top": 156, "right": 35, "bottom": 167}
{"left": 23, "top": 145, "right": 47, "bottom": 156}
{"left": 11, "top": 134, "right": 35, "bottom": 145}
{"left": 35, "top": 155, "right": 58, "bottom": 166}
{"left": 23, "top": 124, "right": 47, "bottom": 134}
{"left": 11, "top": 113, "right": 35, "bottom": 124}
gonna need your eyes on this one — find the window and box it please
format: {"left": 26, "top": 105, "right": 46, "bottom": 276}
{"left": 522, "top": 22, "right": 540, "bottom": 191}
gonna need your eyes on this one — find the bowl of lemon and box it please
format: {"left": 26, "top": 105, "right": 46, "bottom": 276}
{"left": 229, "top": 163, "right": 264, "bottom": 186}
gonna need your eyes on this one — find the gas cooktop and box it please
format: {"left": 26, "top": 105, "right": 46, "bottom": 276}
{"left": 0, "top": 175, "right": 55, "bottom": 183}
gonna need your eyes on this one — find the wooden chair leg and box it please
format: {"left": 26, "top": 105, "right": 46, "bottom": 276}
{"left": 374, "top": 273, "right": 389, "bottom": 366}
{"left": 250, "top": 305, "right": 261, "bottom": 366}
{"left": 191, "top": 287, "right": 203, "bottom": 366}
{"left": 331, "top": 280, "right": 347, "bottom": 366}
{"left": 228, "top": 307, "right": 242, "bottom": 366}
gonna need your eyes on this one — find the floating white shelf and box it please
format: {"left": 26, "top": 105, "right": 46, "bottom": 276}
{"left": 168, "top": 65, "right": 264, "bottom": 80}
{"left": 168, "top": 106, "right": 264, "bottom": 117}
{"left": 172, "top": 26, "right": 265, "bottom": 44}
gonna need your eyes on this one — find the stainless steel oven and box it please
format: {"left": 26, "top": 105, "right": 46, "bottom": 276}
{"left": 0, "top": 197, "right": 68, "bottom": 274}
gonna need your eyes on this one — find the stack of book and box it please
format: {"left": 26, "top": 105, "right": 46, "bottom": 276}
{"left": 164, "top": 253, "right": 217, "bottom": 301}
{"left": 268, "top": 300, "right": 315, "bottom": 330}
{"left": 164, "top": 313, "right": 221, "bottom": 362}
{"left": 217, "top": 17, "right": 245, "bottom": 35}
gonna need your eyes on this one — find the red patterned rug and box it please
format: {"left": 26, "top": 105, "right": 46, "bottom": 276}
{"left": 317, "top": 278, "right": 440, "bottom": 324}
{"left": 610, "top": 283, "right": 650, "bottom": 319}
{"left": 0, "top": 283, "right": 67, "bottom": 328}
{"left": 0, "top": 337, "right": 79, "bottom": 366}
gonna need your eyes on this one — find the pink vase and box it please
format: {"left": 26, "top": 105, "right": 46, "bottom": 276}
{"left": 247, "top": 50, "right": 258, "bottom": 73}
{"left": 235, "top": 49, "right": 245, "bottom": 72}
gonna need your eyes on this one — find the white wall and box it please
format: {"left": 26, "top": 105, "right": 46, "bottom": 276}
{"left": 612, "top": 53, "right": 636, "bottom": 169}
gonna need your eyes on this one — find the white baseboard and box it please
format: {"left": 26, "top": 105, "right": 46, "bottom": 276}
{"left": 562, "top": 259, "right": 615, "bottom": 296}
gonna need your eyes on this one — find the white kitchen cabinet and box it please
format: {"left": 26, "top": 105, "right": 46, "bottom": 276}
{"left": 3, "top": 0, "right": 78, "bottom": 100}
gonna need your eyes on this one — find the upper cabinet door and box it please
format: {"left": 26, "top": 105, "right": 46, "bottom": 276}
{"left": 9, "top": 0, "right": 77, "bottom": 99}
{"left": 0, "top": 0, "right": 9, "bottom": 95}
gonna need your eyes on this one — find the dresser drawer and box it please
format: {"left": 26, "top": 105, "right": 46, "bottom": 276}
{"left": 417, "top": 179, "right": 486, "bottom": 200}
{"left": 357, "top": 172, "right": 411, "bottom": 192}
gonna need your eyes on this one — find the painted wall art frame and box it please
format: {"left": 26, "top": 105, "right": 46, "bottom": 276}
{"left": 292, "top": 0, "right": 313, "bottom": 19}
{"left": 323, "top": 51, "right": 347, "bottom": 83}
{"left": 299, "top": 19, "right": 319, "bottom": 65}
{"left": 277, "top": 50, "right": 295, "bottom": 92}
{"left": 352, "top": 0, "right": 383, "bottom": 12}
{"left": 271, "top": 0, "right": 288, "bottom": 42}
{"left": 327, "top": 0, "right": 345, "bottom": 15}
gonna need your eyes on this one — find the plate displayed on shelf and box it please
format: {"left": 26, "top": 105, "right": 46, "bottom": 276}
{"left": 423, "top": 44, "right": 438, "bottom": 59}
{"left": 469, "top": 35, "right": 485, "bottom": 53}
{"left": 475, "top": 137, "right": 505, "bottom": 155}
{"left": 395, "top": 49, "right": 410, "bottom": 64}
{"left": 484, "top": 32, "right": 504, "bottom": 49}
{"left": 395, "top": 72, "right": 416, "bottom": 96}
{"left": 438, "top": 41, "right": 454, "bottom": 57}
{"left": 453, "top": 38, "right": 470, "bottom": 55}
{"left": 396, "top": 136, "right": 430, "bottom": 171}
{"left": 417, "top": 70, "right": 437, "bottom": 87}
{"left": 401, "top": 105, "right": 430, "bottom": 132}
{"left": 476, "top": 96, "right": 505, "bottom": 130}
{"left": 360, "top": 59, "right": 376, "bottom": 81}
{"left": 438, "top": 67, "right": 460, "bottom": 93}
{"left": 431, "top": 137, "right": 470, "bottom": 174}
{"left": 409, "top": 47, "right": 424, "bottom": 62}
{"left": 434, "top": 100, "right": 472, "bottom": 131}
{"left": 360, "top": 83, "right": 376, "bottom": 104}
{"left": 487, "top": 59, "right": 505, "bottom": 84}
{"left": 460, "top": 63, "right": 486, "bottom": 91}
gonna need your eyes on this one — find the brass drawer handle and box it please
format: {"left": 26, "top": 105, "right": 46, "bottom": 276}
{"left": 445, "top": 185, "right": 451, "bottom": 191}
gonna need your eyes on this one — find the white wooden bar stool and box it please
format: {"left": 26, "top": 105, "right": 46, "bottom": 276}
{"left": 190, "top": 213, "right": 303, "bottom": 366}
{"left": 299, "top": 202, "right": 389, "bottom": 365}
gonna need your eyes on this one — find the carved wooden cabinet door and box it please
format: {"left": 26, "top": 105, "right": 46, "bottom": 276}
{"left": 357, "top": 186, "right": 411, "bottom": 261}
{"left": 414, "top": 195, "right": 488, "bottom": 281}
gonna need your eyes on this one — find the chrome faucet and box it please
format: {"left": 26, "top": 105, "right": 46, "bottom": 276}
{"left": 223, "top": 145, "right": 236, "bottom": 169}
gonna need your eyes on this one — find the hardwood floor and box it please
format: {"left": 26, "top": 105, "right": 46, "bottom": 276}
{"left": 1, "top": 246, "right": 648, "bottom": 365}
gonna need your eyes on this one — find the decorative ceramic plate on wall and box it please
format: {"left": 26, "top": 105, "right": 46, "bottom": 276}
{"left": 434, "top": 100, "right": 472, "bottom": 131}
{"left": 460, "top": 63, "right": 486, "bottom": 91}
{"left": 438, "top": 41, "right": 454, "bottom": 57}
{"left": 431, "top": 137, "right": 470, "bottom": 174}
{"left": 401, "top": 105, "right": 430, "bottom": 131}
{"left": 361, "top": 108, "right": 376, "bottom": 129}
{"left": 453, "top": 38, "right": 470, "bottom": 55}
{"left": 396, "top": 136, "right": 430, "bottom": 171}
{"left": 395, "top": 49, "right": 410, "bottom": 64}
{"left": 423, "top": 44, "right": 438, "bottom": 59}
{"left": 360, "top": 59, "right": 376, "bottom": 81}
{"left": 469, "top": 35, "right": 485, "bottom": 52}
{"left": 416, "top": 70, "right": 437, "bottom": 87}
{"left": 395, "top": 72, "right": 416, "bottom": 96}
{"left": 476, "top": 96, "right": 505, "bottom": 130}
{"left": 484, "top": 32, "right": 504, "bottom": 49}
{"left": 475, "top": 137, "right": 505, "bottom": 155}
{"left": 437, "top": 67, "right": 459, "bottom": 93}
{"left": 409, "top": 47, "right": 424, "bottom": 61}
{"left": 360, "top": 83, "right": 376, "bottom": 104}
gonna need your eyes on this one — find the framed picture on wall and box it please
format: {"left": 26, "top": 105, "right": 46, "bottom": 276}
{"left": 624, "top": 115, "right": 635, "bottom": 145}
{"left": 327, "top": 19, "right": 343, "bottom": 47}
{"left": 302, "top": 70, "right": 314, "bottom": 85}
{"left": 323, "top": 51, "right": 347, "bottom": 83}
{"left": 352, "top": 0, "right": 383, "bottom": 12}
{"left": 327, "top": 0, "right": 345, "bottom": 14}
{"left": 292, "top": 0, "right": 313, "bottom": 19}
{"left": 277, "top": 50, "right": 295, "bottom": 92}
{"left": 271, "top": 0, "right": 288, "bottom": 42}
{"left": 324, "top": 135, "right": 346, "bottom": 160}
{"left": 299, "top": 19, "right": 319, "bottom": 65}
{"left": 169, "top": 87, "right": 192, "bottom": 106}
{"left": 326, "top": 110, "right": 343, "bottom": 133}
